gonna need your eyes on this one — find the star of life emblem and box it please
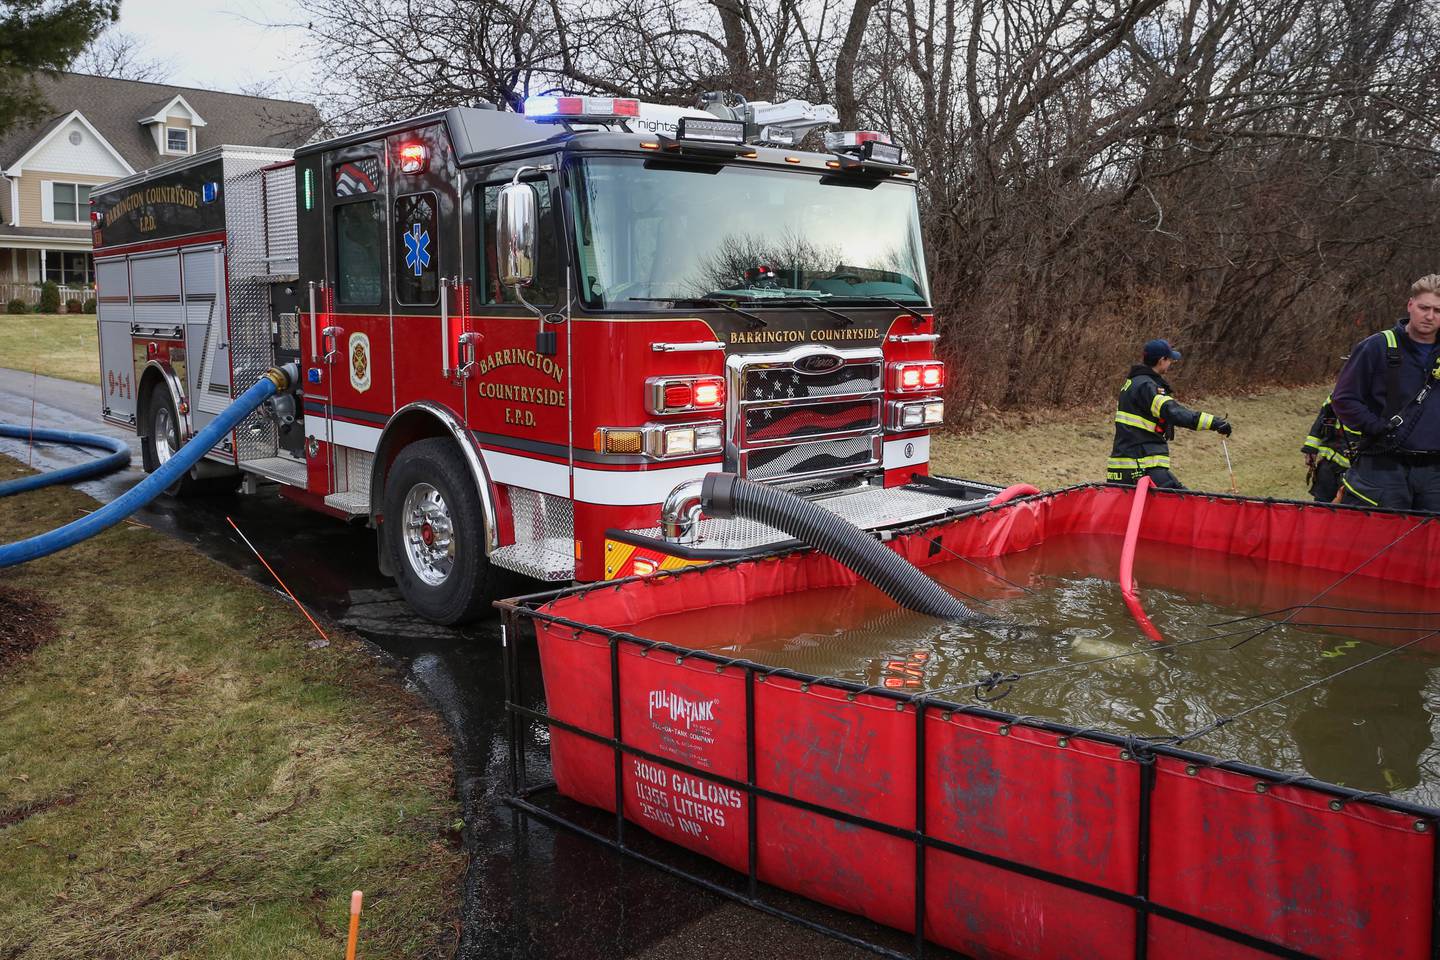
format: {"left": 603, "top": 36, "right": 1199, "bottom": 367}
{"left": 404, "top": 223, "right": 431, "bottom": 276}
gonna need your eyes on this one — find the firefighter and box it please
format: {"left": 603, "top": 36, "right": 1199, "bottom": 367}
{"left": 1333, "top": 274, "right": 1440, "bottom": 511}
{"left": 1106, "top": 339, "right": 1232, "bottom": 489}
{"left": 1301, "top": 394, "right": 1351, "bottom": 502}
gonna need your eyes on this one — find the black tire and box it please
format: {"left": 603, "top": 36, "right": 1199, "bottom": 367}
{"left": 140, "top": 389, "right": 239, "bottom": 497}
{"left": 383, "top": 438, "right": 496, "bottom": 624}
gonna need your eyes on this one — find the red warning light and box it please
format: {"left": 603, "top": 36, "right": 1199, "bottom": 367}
{"left": 398, "top": 142, "right": 429, "bottom": 174}
{"left": 663, "top": 382, "right": 693, "bottom": 409}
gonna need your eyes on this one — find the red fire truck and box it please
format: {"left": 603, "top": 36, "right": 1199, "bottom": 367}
{"left": 91, "top": 96, "right": 996, "bottom": 623}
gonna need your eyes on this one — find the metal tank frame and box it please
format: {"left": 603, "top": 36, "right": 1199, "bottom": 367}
{"left": 494, "top": 483, "right": 1440, "bottom": 960}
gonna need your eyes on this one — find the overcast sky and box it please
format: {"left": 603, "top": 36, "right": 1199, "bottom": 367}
{"left": 114, "top": 0, "right": 314, "bottom": 98}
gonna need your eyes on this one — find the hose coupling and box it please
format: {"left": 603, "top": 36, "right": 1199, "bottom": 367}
{"left": 263, "top": 362, "right": 303, "bottom": 394}
{"left": 699, "top": 472, "right": 738, "bottom": 518}
{"left": 661, "top": 478, "right": 705, "bottom": 543}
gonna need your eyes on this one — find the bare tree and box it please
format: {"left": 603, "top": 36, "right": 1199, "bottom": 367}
{"left": 290, "top": 0, "right": 1440, "bottom": 412}
{"left": 72, "top": 27, "right": 171, "bottom": 82}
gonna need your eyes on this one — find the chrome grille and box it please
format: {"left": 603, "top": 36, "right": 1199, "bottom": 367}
{"left": 729, "top": 347, "right": 885, "bottom": 484}
{"left": 741, "top": 360, "right": 881, "bottom": 401}
{"left": 743, "top": 398, "right": 880, "bottom": 445}
{"left": 744, "top": 435, "right": 877, "bottom": 481}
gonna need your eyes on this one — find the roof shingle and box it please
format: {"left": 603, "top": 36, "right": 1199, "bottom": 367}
{"left": 0, "top": 72, "right": 323, "bottom": 172}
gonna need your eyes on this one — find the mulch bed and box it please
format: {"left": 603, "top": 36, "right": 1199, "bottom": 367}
{"left": 0, "top": 580, "right": 59, "bottom": 675}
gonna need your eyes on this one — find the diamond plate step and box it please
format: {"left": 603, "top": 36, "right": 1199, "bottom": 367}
{"left": 324, "top": 490, "right": 368, "bottom": 516}
{"left": 240, "top": 455, "right": 307, "bottom": 486}
{"left": 490, "top": 538, "right": 575, "bottom": 582}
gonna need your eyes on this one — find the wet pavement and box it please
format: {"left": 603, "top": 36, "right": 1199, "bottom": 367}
{"left": 0, "top": 369, "right": 876, "bottom": 960}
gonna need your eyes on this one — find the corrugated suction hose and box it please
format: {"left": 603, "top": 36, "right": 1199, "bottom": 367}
{"left": 700, "top": 472, "right": 979, "bottom": 621}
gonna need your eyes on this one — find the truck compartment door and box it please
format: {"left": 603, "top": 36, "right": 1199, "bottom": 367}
{"left": 182, "top": 245, "right": 229, "bottom": 425}
{"left": 96, "top": 256, "right": 136, "bottom": 425}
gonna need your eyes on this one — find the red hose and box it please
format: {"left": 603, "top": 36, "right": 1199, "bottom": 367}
{"left": 989, "top": 483, "right": 1041, "bottom": 507}
{"left": 1118, "top": 476, "right": 1165, "bottom": 643}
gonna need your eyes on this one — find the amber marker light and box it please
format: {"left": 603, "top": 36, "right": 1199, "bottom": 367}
{"left": 640, "top": 142, "right": 660, "bottom": 150}
{"left": 594, "top": 428, "right": 644, "bottom": 454}
{"left": 784, "top": 156, "right": 802, "bottom": 163}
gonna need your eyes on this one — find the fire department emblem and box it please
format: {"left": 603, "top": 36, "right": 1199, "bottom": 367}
{"left": 349, "top": 332, "right": 371, "bottom": 393}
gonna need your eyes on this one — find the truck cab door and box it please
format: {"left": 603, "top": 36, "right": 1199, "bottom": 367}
{"left": 312, "top": 147, "right": 389, "bottom": 498}
{"left": 462, "top": 160, "right": 574, "bottom": 580}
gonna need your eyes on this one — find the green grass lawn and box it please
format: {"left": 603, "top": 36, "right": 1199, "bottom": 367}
{"left": 931, "top": 382, "right": 1329, "bottom": 500}
{"left": 0, "top": 457, "right": 463, "bottom": 959}
{"left": 0, "top": 313, "right": 98, "bottom": 385}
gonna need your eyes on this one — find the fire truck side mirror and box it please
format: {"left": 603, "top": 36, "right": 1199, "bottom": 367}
{"left": 496, "top": 181, "right": 538, "bottom": 288}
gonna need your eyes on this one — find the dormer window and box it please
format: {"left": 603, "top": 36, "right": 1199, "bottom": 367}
{"left": 140, "top": 95, "right": 206, "bottom": 155}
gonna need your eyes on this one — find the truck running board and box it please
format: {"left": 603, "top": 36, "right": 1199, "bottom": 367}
{"left": 491, "top": 539, "right": 576, "bottom": 582}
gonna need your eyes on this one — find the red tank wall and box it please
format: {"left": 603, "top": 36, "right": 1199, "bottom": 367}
{"left": 532, "top": 486, "right": 1439, "bottom": 959}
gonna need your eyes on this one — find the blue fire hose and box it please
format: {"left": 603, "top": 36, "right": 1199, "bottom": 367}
{"left": 0, "top": 426, "right": 132, "bottom": 498}
{"left": 0, "top": 365, "right": 298, "bottom": 569}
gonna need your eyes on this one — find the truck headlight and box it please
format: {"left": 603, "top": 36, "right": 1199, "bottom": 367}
{"left": 650, "top": 422, "right": 723, "bottom": 458}
{"left": 889, "top": 399, "right": 943, "bottom": 429}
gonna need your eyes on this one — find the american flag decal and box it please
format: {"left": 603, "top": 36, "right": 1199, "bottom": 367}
{"left": 334, "top": 157, "right": 381, "bottom": 196}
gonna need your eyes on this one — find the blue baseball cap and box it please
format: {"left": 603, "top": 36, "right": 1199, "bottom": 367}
{"left": 1143, "top": 339, "right": 1182, "bottom": 364}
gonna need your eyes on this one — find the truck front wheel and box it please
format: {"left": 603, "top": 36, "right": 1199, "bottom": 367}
{"left": 383, "top": 438, "right": 495, "bottom": 624}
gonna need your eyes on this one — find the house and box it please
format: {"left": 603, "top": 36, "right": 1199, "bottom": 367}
{"left": 0, "top": 72, "right": 322, "bottom": 305}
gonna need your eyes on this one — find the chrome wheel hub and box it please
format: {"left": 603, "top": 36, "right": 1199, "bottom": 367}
{"left": 401, "top": 482, "right": 454, "bottom": 586}
{"left": 153, "top": 404, "right": 175, "bottom": 466}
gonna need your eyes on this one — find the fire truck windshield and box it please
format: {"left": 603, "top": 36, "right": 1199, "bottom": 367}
{"left": 570, "top": 157, "right": 929, "bottom": 309}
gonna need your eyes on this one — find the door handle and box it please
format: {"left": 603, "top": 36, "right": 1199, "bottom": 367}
{"left": 457, "top": 331, "right": 483, "bottom": 379}
{"left": 322, "top": 325, "right": 344, "bottom": 362}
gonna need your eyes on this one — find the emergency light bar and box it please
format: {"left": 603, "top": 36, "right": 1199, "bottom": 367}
{"left": 676, "top": 117, "right": 745, "bottom": 144}
{"left": 524, "top": 96, "right": 641, "bottom": 123}
{"left": 860, "top": 140, "right": 903, "bottom": 164}
{"left": 757, "top": 125, "right": 797, "bottom": 147}
{"left": 825, "top": 130, "right": 904, "bottom": 165}
{"left": 825, "top": 130, "right": 887, "bottom": 151}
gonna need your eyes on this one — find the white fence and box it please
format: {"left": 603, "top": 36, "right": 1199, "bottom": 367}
{"left": 1, "top": 282, "right": 95, "bottom": 309}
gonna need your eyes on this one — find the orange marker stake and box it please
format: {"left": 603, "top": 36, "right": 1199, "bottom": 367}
{"left": 345, "top": 890, "right": 363, "bottom": 960}
{"left": 226, "top": 515, "right": 331, "bottom": 645}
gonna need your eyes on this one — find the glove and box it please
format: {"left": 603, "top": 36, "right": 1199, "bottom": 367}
{"left": 1213, "top": 418, "right": 1233, "bottom": 437}
{"left": 1304, "top": 452, "right": 1317, "bottom": 468}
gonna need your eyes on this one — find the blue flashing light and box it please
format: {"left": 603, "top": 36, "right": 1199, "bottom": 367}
{"left": 523, "top": 96, "right": 559, "bottom": 117}
{"left": 201, "top": 182, "right": 218, "bottom": 203}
